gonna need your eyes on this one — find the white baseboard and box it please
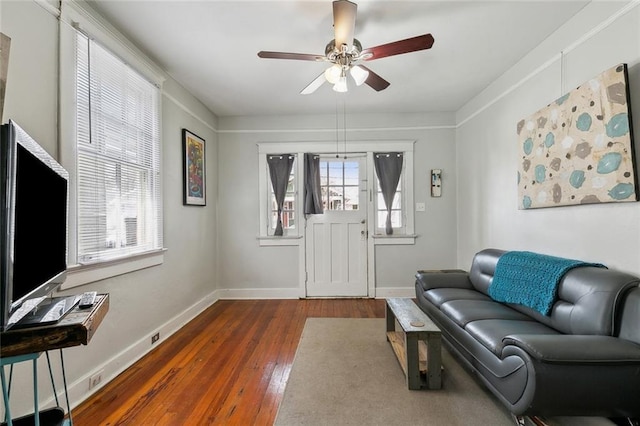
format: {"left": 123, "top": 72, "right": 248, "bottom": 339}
{"left": 217, "top": 287, "right": 300, "bottom": 299}
{"left": 218, "top": 286, "right": 415, "bottom": 299}
{"left": 60, "top": 289, "right": 221, "bottom": 411}
{"left": 374, "top": 287, "right": 416, "bottom": 298}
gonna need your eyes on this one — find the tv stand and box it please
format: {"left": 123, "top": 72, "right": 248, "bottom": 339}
{"left": 10, "top": 296, "right": 80, "bottom": 330}
{"left": 1, "top": 294, "right": 109, "bottom": 426}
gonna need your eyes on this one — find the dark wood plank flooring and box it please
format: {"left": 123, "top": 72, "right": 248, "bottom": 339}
{"left": 71, "top": 299, "right": 385, "bottom": 425}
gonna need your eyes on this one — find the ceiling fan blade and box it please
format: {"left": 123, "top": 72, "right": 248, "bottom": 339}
{"left": 358, "top": 65, "right": 390, "bottom": 91}
{"left": 362, "top": 34, "right": 434, "bottom": 61}
{"left": 301, "top": 72, "right": 327, "bottom": 95}
{"left": 333, "top": 0, "right": 357, "bottom": 49}
{"left": 258, "top": 51, "right": 326, "bottom": 62}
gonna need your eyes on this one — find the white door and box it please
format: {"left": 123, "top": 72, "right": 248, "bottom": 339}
{"left": 305, "top": 155, "right": 368, "bottom": 297}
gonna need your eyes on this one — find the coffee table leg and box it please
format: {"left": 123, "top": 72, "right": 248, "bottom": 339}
{"left": 426, "top": 334, "right": 442, "bottom": 389}
{"left": 385, "top": 302, "right": 395, "bottom": 339}
{"left": 405, "top": 333, "right": 421, "bottom": 390}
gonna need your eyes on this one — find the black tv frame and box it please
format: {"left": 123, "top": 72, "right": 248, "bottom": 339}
{"left": 1, "top": 119, "right": 70, "bottom": 331}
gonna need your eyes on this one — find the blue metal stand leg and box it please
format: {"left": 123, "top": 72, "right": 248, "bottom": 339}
{"left": 1, "top": 353, "right": 42, "bottom": 426}
{"left": 32, "top": 358, "right": 39, "bottom": 426}
{"left": 1, "top": 351, "right": 73, "bottom": 426}
{"left": 1, "top": 366, "right": 13, "bottom": 426}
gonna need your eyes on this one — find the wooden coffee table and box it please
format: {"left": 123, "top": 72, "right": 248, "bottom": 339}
{"left": 385, "top": 297, "right": 442, "bottom": 390}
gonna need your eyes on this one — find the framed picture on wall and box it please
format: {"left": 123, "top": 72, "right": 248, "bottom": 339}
{"left": 182, "top": 128, "right": 206, "bottom": 206}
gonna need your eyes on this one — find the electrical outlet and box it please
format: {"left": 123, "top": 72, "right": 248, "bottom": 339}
{"left": 151, "top": 332, "right": 160, "bottom": 344}
{"left": 89, "top": 370, "right": 103, "bottom": 390}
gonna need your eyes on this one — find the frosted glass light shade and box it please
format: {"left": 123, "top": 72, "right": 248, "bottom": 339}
{"left": 333, "top": 76, "right": 348, "bottom": 92}
{"left": 350, "top": 65, "right": 369, "bottom": 86}
{"left": 324, "top": 64, "right": 342, "bottom": 84}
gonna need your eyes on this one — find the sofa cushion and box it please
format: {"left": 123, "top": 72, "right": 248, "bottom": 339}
{"left": 465, "top": 319, "right": 559, "bottom": 356}
{"left": 441, "top": 300, "right": 534, "bottom": 327}
{"left": 416, "top": 271, "right": 472, "bottom": 292}
{"left": 423, "top": 288, "right": 491, "bottom": 308}
{"left": 468, "top": 248, "right": 504, "bottom": 295}
{"left": 469, "top": 248, "right": 640, "bottom": 336}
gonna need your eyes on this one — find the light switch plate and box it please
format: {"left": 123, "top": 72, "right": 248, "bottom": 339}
{"left": 416, "top": 202, "right": 426, "bottom": 212}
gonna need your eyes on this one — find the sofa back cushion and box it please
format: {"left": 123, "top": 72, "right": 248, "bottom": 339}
{"left": 469, "top": 248, "right": 640, "bottom": 336}
{"left": 468, "top": 248, "right": 504, "bottom": 295}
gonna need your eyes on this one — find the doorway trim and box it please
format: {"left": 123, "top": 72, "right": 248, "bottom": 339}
{"left": 257, "top": 140, "right": 415, "bottom": 298}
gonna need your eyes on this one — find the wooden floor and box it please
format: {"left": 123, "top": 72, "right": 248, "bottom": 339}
{"left": 71, "top": 299, "right": 385, "bottom": 425}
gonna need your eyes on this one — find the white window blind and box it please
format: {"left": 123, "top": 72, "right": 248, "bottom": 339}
{"left": 75, "top": 32, "right": 162, "bottom": 264}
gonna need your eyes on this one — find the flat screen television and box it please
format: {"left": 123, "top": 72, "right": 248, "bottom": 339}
{"left": 1, "top": 119, "right": 71, "bottom": 331}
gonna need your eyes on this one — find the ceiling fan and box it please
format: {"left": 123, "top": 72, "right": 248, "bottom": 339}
{"left": 257, "top": 0, "right": 435, "bottom": 94}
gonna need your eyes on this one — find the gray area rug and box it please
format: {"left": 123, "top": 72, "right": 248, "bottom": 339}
{"left": 275, "top": 318, "right": 614, "bottom": 426}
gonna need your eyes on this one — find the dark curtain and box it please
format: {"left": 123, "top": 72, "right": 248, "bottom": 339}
{"left": 304, "top": 153, "right": 323, "bottom": 215}
{"left": 373, "top": 152, "right": 404, "bottom": 235}
{"left": 267, "top": 154, "right": 294, "bottom": 236}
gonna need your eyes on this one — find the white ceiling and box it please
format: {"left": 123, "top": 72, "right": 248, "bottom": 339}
{"left": 87, "top": 1, "right": 590, "bottom": 117}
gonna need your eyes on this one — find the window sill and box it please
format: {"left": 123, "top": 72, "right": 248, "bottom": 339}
{"left": 258, "top": 235, "right": 302, "bottom": 246}
{"left": 61, "top": 249, "right": 166, "bottom": 290}
{"left": 372, "top": 234, "right": 417, "bottom": 245}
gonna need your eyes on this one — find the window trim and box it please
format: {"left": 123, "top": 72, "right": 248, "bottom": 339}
{"left": 368, "top": 147, "right": 416, "bottom": 244}
{"left": 265, "top": 154, "right": 297, "bottom": 237}
{"left": 258, "top": 150, "right": 301, "bottom": 243}
{"left": 373, "top": 156, "right": 408, "bottom": 235}
{"left": 258, "top": 141, "right": 415, "bottom": 299}
{"left": 61, "top": 1, "right": 165, "bottom": 85}
{"left": 59, "top": 1, "right": 166, "bottom": 289}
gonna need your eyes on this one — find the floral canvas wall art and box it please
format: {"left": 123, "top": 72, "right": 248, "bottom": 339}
{"left": 517, "top": 63, "right": 637, "bottom": 209}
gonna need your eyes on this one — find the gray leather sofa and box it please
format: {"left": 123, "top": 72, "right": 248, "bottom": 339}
{"left": 415, "top": 248, "right": 640, "bottom": 419}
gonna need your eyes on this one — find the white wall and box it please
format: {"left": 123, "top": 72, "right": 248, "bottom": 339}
{"left": 217, "top": 112, "right": 458, "bottom": 297}
{"left": 1, "top": 0, "right": 219, "bottom": 416}
{"left": 455, "top": 1, "right": 640, "bottom": 274}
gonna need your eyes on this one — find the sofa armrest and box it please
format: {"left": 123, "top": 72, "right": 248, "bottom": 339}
{"left": 503, "top": 334, "right": 640, "bottom": 364}
{"left": 415, "top": 270, "right": 473, "bottom": 291}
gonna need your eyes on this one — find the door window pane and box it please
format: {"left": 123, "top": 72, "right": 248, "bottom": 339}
{"left": 320, "top": 159, "right": 360, "bottom": 211}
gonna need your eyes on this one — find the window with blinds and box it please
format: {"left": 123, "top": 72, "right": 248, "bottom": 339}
{"left": 75, "top": 32, "right": 162, "bottom": 264}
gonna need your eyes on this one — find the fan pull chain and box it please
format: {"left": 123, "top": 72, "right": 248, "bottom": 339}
{"left": 343, "top": 96, "right": 347, "bottom": 159}
{"left": 335, "top": 97, "right": 340, "bottom": 158}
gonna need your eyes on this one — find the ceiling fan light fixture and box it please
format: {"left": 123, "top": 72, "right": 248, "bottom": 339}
{"left": 333, "top": 75, "right": 348, "bottom": 92}
{"left": 350, "top": 65, "right": 369, "bottom": 86}
{"left": 256, "top": 1, "right": 434, "bottom": 95}
{"left": 325, "top": 64, "right": 342, "bottom": 84}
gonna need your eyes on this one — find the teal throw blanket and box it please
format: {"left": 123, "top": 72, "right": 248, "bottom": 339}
{"left": 488, "top": 251, "right": 606, "bottom": 316}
